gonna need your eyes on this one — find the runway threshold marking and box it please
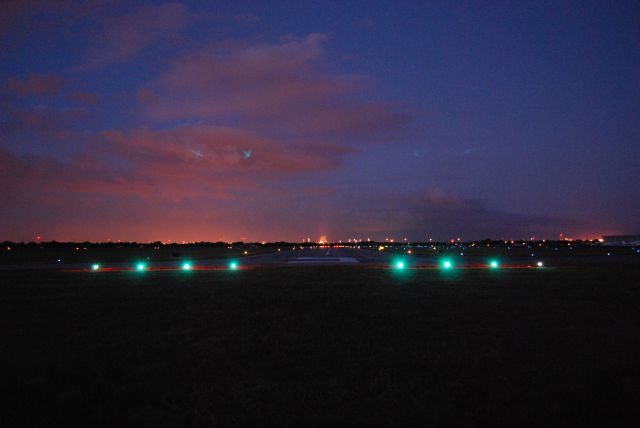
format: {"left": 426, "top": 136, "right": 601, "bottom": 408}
{"left": 288, "top": 257, "right": 359, "bottom": 264}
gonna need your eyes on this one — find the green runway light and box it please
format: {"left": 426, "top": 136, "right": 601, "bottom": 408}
{"left": 91, "top": 264, "right": 100, "bottom": 271}
{"left": 229, "top": 262, "right": 238, "bottom": 270}
{"left": 442, "top": 260, "right": 453, "bottom": 269}
{"left": 136, "top": 263, "right": 146, "bottom": 271}
{"left": 489, "top": 260, "right": 499, "bottom": 268}
{"left": 182, "top": 262, "right": 192, "bottom": 270}
{"left": 395, "top": 261, "right": 405, "bottom": 269}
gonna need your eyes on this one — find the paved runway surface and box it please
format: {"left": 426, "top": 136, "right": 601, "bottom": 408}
{"left": 1, "top": 247, "right": 426, "bottom": 271}
{"left": 245, "top": 247, "right": 525, "bottom": 268}
{"left": 2, "top": 246, "right": 638, "bottom": 271}
{"left": 245, "top": 247, "right": 388, "bottom": 266}
{"left": 215, "top": 246, "right": 640, "bottom": 268}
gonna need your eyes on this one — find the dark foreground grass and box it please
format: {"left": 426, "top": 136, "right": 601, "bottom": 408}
{"left": 2, "top": 266, "right": 640, "bottom": 426}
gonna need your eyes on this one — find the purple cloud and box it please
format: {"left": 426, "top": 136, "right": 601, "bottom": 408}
{"left": 140, "top": 34, "right": 407, "bottom": 140}
{"left": 78, "top": 2, "right": 189, "bottom": 69}
{"left": 6, "top": 73, "right": 65, "bottom": 96}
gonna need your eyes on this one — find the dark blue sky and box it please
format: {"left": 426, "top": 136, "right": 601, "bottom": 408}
{"left": 1, "top": 0, "right": 639, "bottom": 242}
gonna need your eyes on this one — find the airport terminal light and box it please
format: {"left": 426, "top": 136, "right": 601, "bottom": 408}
{"left": 182, "top": 262, "right": 192, "bottom": 270}
{"left": 91, "top": 263, "right": 100, "bottom": 271}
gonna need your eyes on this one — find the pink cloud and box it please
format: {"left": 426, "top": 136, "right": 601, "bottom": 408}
{"left": 79, "top": 2, "right": 189, "bottom": 69}
{"left": 144, "top": 34, "right": 334, "bottom": 117}
{"left": 69, "top": 91, "right": 100, "bottom": 105}
{"left": 1, "top": 86, "right": 93, "bottom": 149}
{"left": 0, "top": 123, "right": 350, "bottom": 202}
{"left": 422, "top": 188, "right": 464, "bottom": 209}
{"left": 0, "top": 124, "right": 350, "bottom": 241}
{"left": 136, "top": 88, "right": 158, "bottom": 105}
{"left": 2, "top": 105, "right": 90, "bottom": 144}
{"left": 303, "top": 186, "right": 336, "bottom": 196}
{"left": 0, "top": 0, "right": 43, "bottom": 41}
{"left": 6, "top": 73, "right": 65, "bottom": 96}
{"left": 102, "top": 125, "right": 349, "bottom": 176}
{"left": 141, "top": 34, "right": 407, "bottom": 140}
{"left": 0, "top": 145, "right": 585, "bottom": 242}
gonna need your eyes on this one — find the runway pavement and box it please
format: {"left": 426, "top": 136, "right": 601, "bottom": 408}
{"left": 2, "top": 245, "right": 637, "bottom": 271}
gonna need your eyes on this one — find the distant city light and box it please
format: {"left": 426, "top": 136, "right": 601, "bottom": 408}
{"left": 244, "top": 250, "right": 248, "bottom": 255}
{"left": 536, "top": 261, "right": 544, "bottom": 267}
{"left": 92, "top": 264, "right": 100, "bottom": 271}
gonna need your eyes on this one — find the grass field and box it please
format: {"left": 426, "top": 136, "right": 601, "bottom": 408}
{"left": 3, "top": 265, "right": 640, "bottom": 426}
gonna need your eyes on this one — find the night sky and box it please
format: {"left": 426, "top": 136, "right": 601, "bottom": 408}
{"left": 2, "top": 1, "right": 639, "bottom": 242}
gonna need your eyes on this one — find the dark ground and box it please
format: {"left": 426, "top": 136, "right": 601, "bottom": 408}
{"left": 2, "top": 264, "right": 640, "bottom": 426}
